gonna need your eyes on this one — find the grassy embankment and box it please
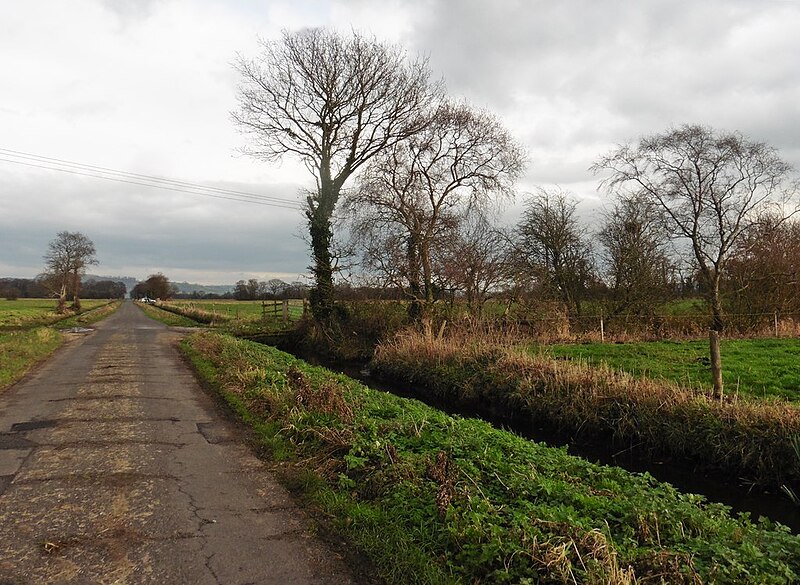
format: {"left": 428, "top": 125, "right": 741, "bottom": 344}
{"left": 545, "top": 338, "right": 800, "bottom": 401}
{"left": 371, "top": 330, "right": 800, "bottom": 487}
{"left": 151, "top": 299, "right": 305, "bottom": 335}
{"left": 0, "top": 299, "right": 121, "bottom": 392}
{"left": 182, "top": 330, "right": 800, "bottom": 584}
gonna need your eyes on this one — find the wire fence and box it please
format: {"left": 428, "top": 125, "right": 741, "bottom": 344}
{"left": 493, "top": 309, "right": 800, "bottom": 342}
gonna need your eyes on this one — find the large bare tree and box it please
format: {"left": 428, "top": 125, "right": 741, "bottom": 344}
{"left": 41, "top": 231, "right": 97, "bottom": 313}
{"left": 346, "top": 101, "right": 526, "bottom": 319}
{"left": 233, "top": 28, "right": 442, "bottom": 322}
{"left": 593, "top": 124, "right": 795, "bottom": 396}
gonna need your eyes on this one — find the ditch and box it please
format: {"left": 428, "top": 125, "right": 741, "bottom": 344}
{"left": 281, "top": 346, "right": 800, "bottom": 534}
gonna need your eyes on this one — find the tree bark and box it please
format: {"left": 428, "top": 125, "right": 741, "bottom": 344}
{"left": 407, "top": 233, "right": 424, "bottom": 320}
{"left": 709, "top": 329, "right": 723, "bottom": 399}
{"left": 308, "top": 208, "right": 335, "bottom": 323}
{"left": 709, "top": 280, "right": 724, "bottom": 398}
{"left": 71, "top": 269, "right": 82, "bottom": 311}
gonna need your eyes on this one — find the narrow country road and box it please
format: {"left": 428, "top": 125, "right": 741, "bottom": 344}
{"left": 0, "top": 301, "right": 356, "bottom": 584}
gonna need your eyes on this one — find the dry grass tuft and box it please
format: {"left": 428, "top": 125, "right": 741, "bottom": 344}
{"left": 288, "top": 366, "right": 353, "bottom": 423}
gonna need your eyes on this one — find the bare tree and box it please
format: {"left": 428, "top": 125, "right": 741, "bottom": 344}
{"left": 725, "top": 214, "right": 800, "bottom": 323}
{"left": 598, "top": 192, "right": 674, "bottom": 323}
{"left": 593, "top": 124, "right": 796, "bottom": 397}
{"left": 516, "top": 188, "right": 594, "bottom": 319}
{"left": 41, "top": 231, "right": 97, "bottom": 313}
{"left": 346, "top": 101, "right": 526, "bottom": 320}
{"left": 441, "top": 215, "right": 511, "bottom": 317}
{"left": 233, "top": 28, "right": 442, "bottom": 322}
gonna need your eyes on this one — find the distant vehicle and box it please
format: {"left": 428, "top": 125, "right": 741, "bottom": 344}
{"left": 140, "top": 297, "right": 156, "bottom": 304}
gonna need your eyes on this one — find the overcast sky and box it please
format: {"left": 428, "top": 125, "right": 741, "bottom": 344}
{"left": 1, "top": 0, "right": 798, "bottom": 285}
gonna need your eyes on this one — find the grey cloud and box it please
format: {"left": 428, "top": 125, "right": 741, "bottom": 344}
{"left": 408, "top": 0, "right": 800, "bottom": 172}
{"left": 0, "top": 170, "right": 309, "bottom": 282}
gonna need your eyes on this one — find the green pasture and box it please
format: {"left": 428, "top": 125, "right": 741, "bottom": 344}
{"left": 541, "top": 337, "right": 800, "bottom": 400}
{"left": 168, "top": 299, "right": 306, "bottom": 320}
{"left": 0, "top": 298, "right": 109, "bottom": 328}
{"left": 0, "top": 300, "right": 121, "bottom": 392}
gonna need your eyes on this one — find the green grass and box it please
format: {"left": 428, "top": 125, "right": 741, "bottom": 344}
{"left": 543, "top": 338, "right": 800, "bottom": 400}
{"left": 373, "top": 330, "right": 800, "bottom": 486}
{"left": 182, "top": 331, "right": 800, "bottom": 584}
{"left": 0, "top": 300, "right": 121, "bottom": 392}
{"left": 168, "top": 299, "right": 305, "bottom": 321}
{"left": 0, "top": 328, "right": 63, "bottom": 391}
{"left": 0, "top": 298, "right": 112, "bottom": 328}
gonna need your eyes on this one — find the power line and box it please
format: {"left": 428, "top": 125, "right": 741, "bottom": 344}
{"left": 0, "top": 147, "right": 303, "bottom": 210}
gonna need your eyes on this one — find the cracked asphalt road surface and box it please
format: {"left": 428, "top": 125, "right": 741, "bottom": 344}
{"left": 0, "top": 301, "right": 356, "bottom": 584}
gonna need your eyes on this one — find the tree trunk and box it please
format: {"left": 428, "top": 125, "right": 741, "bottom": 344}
{"left": 407, "top": 234, "right": 424, "bottom": 320}
{"left": 308, "top": 211, "right": 335, "bottom": 322}
{"left": 71, "top": 270, "right": 82, "bottom": 311}
{"left": 709, "top": 329, "right": 723, "bottom": 399}
{"left": 307, "top": 181, "right": 337, "bottom": 323}
{"left": 709, "top": 282, "right": 724, "bottom": 399}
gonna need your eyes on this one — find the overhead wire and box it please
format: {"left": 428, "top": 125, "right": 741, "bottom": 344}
{"left": 0, "top": 147, "right": 303, "bottom": 210}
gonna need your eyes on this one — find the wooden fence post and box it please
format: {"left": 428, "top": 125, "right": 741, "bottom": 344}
{"left": 282, "top": 299, "right": 289, "bottom": 324}
{"left": 709, "top": 329, "right": 723, "bottom": 400}
{"left": 775, "top": 311, "right": 779, "bottom": 337}
{"left": 600, "top": 312, "right": 605, "bottom": 343}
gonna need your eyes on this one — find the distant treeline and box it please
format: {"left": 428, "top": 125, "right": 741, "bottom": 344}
{"left": 0, "top": 277, "right": 127, "bottom": 300}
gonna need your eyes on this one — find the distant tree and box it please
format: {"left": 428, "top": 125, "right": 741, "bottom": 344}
{"left": 1, "top": 278, "right": 48, "bottom": 299}
{"left": 516, "top": 189, "right": 594, "bottom": 318}
{"left": 41, "top": 231, "right": 98, "bottom": 313}
{"left": 441, "top": 215, "right": 512, "bottom": 317}
{"left": 594, "top": 124, "right": 796, "bottom": 397}
{"left": 81, "top": 279, "right": 126, "bottom": 299}
{"left": 234, "top": 28, "right": 442, "bottom": 323}
{"left": 132, "top": 273, "right": 178, "bottom": 301}
{"left": 2, "top": 286, "right": 20, "bottom": 301}
{"left": 346, "top": 101, "right": 525, "bottom": 320}
{"left": 265, "top": 278, "right": 288, "bottom": 299}
{"left": 597, "top": 192, "right": 674, "bottom": 322}
{"left": 724, "top": 214, "right": 800, "bottom": 323}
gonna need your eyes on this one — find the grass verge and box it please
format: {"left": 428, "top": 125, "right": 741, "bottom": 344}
{"left": 182, "top": 331, "right": 800, "bottom": 584}
{"left": 138, "top": 302, "right": 207, "bottom": 327}
{"left": 371, "top": 330, "right": 800, "bottom": 487}
{"left": 0, "top": 328, "right": 63, "bottom": 391}
{"left": 0, "top": 301, "right": 122, "bottom": 393}
{"left": 55, "top": 301, "right": 122, "bottom": 328}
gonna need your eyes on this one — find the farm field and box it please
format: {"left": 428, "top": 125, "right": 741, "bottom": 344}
{"left": 542, "top": 338, "right": 800, "bottom": 400}
{"left": 0, "top": 300, "right": 121, "bottom": 392}
{"left": 0, "top": 298, "right": 110, "bottom": 328}
{"left": 167, "top": 299, "right": 306, "bottom": 321}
